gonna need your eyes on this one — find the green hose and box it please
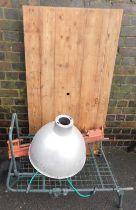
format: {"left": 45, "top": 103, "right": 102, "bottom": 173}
{"left": 26, "top": 171, "right": 40, "bottom": 193}
{"left": 66, "top": 178, "right": 95, "bottom": 198}
{"left": 27, "top": 172, "right": 95, "bottom": 197}
{"left": 29, "top": 171, "right": 39, "bottom": 185}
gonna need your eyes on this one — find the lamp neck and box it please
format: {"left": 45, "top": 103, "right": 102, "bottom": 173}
{"left": 53, "top": 115, "right": 73, "bottom": 136}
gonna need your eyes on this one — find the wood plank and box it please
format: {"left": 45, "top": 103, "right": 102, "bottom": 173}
{"left": 40, "top": 7, "right": 56, "bottom": 124}
{"left": 23, "top": 6, "right": 123, "bottom": 133}
{"left": 78, "top": 9, "right": 111, "bottom": 130}
{"left": 79, "top": 9, "right": 123, "bottom": 130}
{"left": 23, "top": 6, "right": 42, "bottom": 133}
{"left": 96, "top": 10, "right": 123, "bottom": 127}
{"left": 54, "top": 8, "right": 85, "bottom": 123}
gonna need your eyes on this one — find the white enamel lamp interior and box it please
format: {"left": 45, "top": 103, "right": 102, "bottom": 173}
{"left": 29, "top": 115, "right": 86, "bottom": 179}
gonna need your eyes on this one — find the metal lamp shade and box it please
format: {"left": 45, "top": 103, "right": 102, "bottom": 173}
{"left": 29, "top": 115, "right": 86, "bottom": 179}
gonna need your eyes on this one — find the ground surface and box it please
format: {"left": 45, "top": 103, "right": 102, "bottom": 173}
{"left": 0, "top": 147, "right": 135, "bottom": 210}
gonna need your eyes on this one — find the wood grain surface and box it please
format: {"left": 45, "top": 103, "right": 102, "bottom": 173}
{"left": 23, "top": 6, "right": 123, "bottom": 133}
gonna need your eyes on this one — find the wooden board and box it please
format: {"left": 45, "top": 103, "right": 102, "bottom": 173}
{"left": 23, "top": 6, "right": 123, "bottom": 134}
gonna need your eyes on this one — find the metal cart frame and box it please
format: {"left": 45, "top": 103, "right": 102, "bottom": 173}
{"left": 7, "top": 113, "right": 133, "bottom": 209}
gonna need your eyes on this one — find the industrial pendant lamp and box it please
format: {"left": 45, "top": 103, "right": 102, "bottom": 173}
{"left": 29, "top": 115, "right": 86, "bottom": 179}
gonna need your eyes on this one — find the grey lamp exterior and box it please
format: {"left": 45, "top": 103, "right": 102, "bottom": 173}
{"left": 29, "top": 115, "right": 86, "bottom": 179}
{"left": 7, "top": 113, "right": 133, "bottom": 210}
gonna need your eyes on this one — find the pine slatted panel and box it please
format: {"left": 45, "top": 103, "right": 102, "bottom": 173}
{"left": 23, "top": 7, "right": 42, "bottom": 132}
{"left": 23, "top": 6, "right": 123, "bottom": 134}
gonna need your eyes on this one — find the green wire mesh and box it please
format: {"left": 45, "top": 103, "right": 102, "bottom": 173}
{"left": 7, "top": 145, "right": 118, "bottom": 192}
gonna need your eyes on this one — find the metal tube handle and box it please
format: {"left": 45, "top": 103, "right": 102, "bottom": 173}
{"left": 8, "top": 113, "right": 20, "bottom": 175}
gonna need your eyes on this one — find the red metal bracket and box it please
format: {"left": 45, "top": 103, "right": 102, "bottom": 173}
{"left": 7, "top": 139, "right": 29, "bottom": 159}
{"left": 84, "top": 127, "right": 104, "bottom": 143}
{"left": 7, "top": 127, "right": 104, "bottom": 159}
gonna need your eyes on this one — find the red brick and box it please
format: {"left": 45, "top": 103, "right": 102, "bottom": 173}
{"left": 119, "top": 47, "right": 136, "bottom": 57}
{"left": 113, "top": 128, "right": 122, "bottom": 134}
{"left": 122, "top": 107, "right": 136, "bottom": 114}
{"left": 131, "top": 129, "right": 136, "bottom": 134}
{"left": 126, "top": 115, "right": 135, "bottom": 121}
{"left": 4, "top": 8, "right": 21, "bottom": 20}
{"left": 117, "top": 100, "right": 128, "bottom": 107}
{"left": 11, "top": 0, "right": 29, "bottom": 7}
{"left": 131, "top": 16, "right": 136, "bottom": 25}
{"left": 104, "top": 127, "right": 113, "bottom": 134}
{"left": 5, "top": 52, "right": 22, "bottom": 62}
{"left": 19, "top": 72, "right": 26, "bottom": 80}
{"left": 10, "top": 106, "right": 27, "bottom": 113}
{"left": 0, "top": 0, "right": 11, "bottom": 7}
{"left": 0, "top": 20, "right": 23, "bottom": 31}
{"left": 0, "top": 128, "right": 7, "bottom": 134}
{"left": 15, "top": 98, "right": 26, "bottom": 105}
{"left": 122, "top": 15, "right": 131, "bottom": 26}
{"left": 4, "top": 31, "right": 20, "bottom": 42}
{"left": 116, "top": 115, "right": 126, "bottom": 121}
{"left": 6, "top": 72, "right": 18, "bottom": 80}
{"left": 122, "top": 128, "right": 131, "bottom": 134}
{"left": 1, "top": 81, "right": 15, "bottom": 89}
{"left": 29, "top": 0, "right": 40, "bottom": 5}
{"left": 112, "top": 3, "right": 136, "bottom": 13}
{"left": 0, "top": 42, "right": 12, "bottom": 51}
{"left": 2, "top": 98, "right": 14, "bottom": 105}
{"left": 106, "top": 115, "right": 115, "bottom": 121}
{"left": 122, "top": 57, "right": 136, "bottom": 66}
{"left": 114, "top": 66, "right": 135, "bottom": 75}
{"left": 116, "top": 134, "right": 131, "bottom": 140}
{"left": 0, "top": 31, "right": 3, "bottom": 41}
{"left": 125, "top": 38, "right": 136, "bottom": 47}
{"left": 20, "top": 127, "right": 29, "bottom": 134}
{"left": 0, "top": 113, "right": 4, "bottom": 119}
{"left": 128, "top": 101, "right": 136, "bottom": 107}
{"left": 12, "top": 42, "right": 24, "bottom": 52}
{"left": 106, "top": 121, "right": 136, "bottom": 128}
{"left": 0, "top": 120, "right": 10, "bottom": 127}
{"left": 0, "top": 52, "right": 5, "bottom": 61}
{"left": 0, "top": 72, "right": 5, "bottom": 80}
{"left": 0, "top": 89, "right": 18, "bottom": 97}
{"left": 12, "top": 62, "right": 25, "bottom": 71}
{"left": 18, "top": 120, "right": 28, "bottom": 127}
{"left": 17, "top": 113, "right": 28, "bottom": 120}
{"left": 118, "top": 37, "right": 125, "bottom": 47}
{"left": 15, "top": 81, "right": 26, "bottom": 89}
{"left": 121, "top": 27, "right": 136, "bottom": 37}
{"left": 0, "top": 62, "right": 12, "bottom": 71}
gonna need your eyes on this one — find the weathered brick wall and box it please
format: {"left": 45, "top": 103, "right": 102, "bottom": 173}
{"left": 0, "top": 0, "right": 136, "bottom": 146}
{"left": 105, "top": 3, "right": 136, "bottom": 146}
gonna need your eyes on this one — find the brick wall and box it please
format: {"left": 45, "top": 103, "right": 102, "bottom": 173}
{"left": 105, "top": 3, "right": 136, "bottom": 146}
{"left": 0, "top": 0, "right": 136, "bottom": 147}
